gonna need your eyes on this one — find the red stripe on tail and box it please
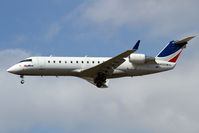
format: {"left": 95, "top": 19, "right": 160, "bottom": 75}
{"left": 168, "top": 50, "right": 182, "bottom": 62}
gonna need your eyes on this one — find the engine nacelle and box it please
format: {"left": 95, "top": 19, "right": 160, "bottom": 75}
{"left": 129, "top": 54, "right": 155, "bottom": 64}
{"left": 129, "top": 54, "right": 146, "bottom": 64}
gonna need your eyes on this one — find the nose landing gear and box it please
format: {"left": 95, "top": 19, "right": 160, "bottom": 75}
{"left": 21, "top": 80, "right": 24, "bottom": 84}
{"left": 20, "top": 75, "right": 24, "bottom": 84}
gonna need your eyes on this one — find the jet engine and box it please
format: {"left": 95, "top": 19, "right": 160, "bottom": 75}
{"left": 129, "top": 54, "right": 155, "bottom": 64}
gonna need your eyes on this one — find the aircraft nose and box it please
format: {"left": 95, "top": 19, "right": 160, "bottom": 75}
{"left": 7, "top": 67, "right": 11, "bottom": 73}
{"left": 7, "top": 66, "right": 15, "bottom": 73}
{"left": 7, "top": 65, "right": 21, "bottom": 74}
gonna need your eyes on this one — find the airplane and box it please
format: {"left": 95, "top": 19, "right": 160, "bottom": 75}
{"left": 7, "top": 36, "right": 195, "bottom": 88}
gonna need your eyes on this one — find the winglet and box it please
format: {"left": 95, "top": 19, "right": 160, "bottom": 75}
{"left": 133, "top": 40, "right": 140, "bottom": 50}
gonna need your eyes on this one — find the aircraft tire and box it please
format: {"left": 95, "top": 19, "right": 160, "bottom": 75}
{"left": 96, "top": 82, "right": 103, "bottom": 88}
{"left": 21, "top": 80, "right": 24, "bottom": 84}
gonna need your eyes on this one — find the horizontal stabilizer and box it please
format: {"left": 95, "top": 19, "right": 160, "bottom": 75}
{"left": 174, "top": 36, "right": 195, "bottom": 45}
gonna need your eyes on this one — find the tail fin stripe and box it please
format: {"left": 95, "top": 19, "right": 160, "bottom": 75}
{"left": 157, "top": 41, "right": 183, "bottom": 57}
{"left": 168, "top": 50, "right": 182, "bottom": 63}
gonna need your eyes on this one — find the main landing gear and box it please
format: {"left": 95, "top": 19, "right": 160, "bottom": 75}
{"left": 20, "top": 75, "right": 24, "bottom": 84}
{"left": 94, "top": 73, "right": 107, "bottom": 88}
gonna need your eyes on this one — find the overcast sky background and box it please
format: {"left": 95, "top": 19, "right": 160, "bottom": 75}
{"left": 0, "top": 0, "right": 199, "bottom": 133}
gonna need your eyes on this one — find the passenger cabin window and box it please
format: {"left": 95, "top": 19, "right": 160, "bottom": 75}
{"left": 71, "top": 61, "right": 73, "bottom": 63}
{"left": 53, "top": 61, "right": 56, "bottom": 63}
{"left": 87, "top": 61, "right": 89, "bottom": 63}
{"left": 92, "top": 61, "right": 94, "bottom": 64}
{"left": 20, "top": 59, "right": 32, "bottom": 62}
{"left": 65, "top": 61, "right": 67, "bottom": 63}
{"left": 59, "top": 61, "right": 61, "bottom": 63}
{"left": 98, "top": 61, "right": 100, "bottom": 64}
{"left": 76, "top": 61, "right": 78, "bottom": 63}
{"left": 82, "top": 61, "right": 84, "bottom": 63}
{"left": 48, "top": 61, "right": 50, "bottom": 63}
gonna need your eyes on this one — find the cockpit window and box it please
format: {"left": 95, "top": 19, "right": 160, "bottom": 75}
{"left": 20, "top": 59, "right": 32, "bottom": 62}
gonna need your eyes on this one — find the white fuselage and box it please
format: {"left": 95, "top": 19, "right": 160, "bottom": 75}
{"left": 7, "top": 56, "right": 175, "bottom": 79}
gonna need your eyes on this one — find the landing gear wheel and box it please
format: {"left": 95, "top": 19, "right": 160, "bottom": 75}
{"left": 95, "top": 73, "right": 107, "bottom": 88}
{"left": 21, "top": 80, "right": 24, "bottom": 84}
{"left": 20, "top": 75, "right": 24, "bottom": 84}
{"left": 96, "top": 82, "right": 103, "bottom": 88}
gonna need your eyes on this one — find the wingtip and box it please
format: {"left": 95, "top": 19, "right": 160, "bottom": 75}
{"left": 133, "top": 40, "right": 140, "bottom": 50}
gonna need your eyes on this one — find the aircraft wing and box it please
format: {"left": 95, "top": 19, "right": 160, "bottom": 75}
{"left": 80, "top": 40, "right": 140, "bottom": 78}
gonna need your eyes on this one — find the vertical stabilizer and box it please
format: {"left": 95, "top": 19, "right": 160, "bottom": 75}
{"left": 156, "top": 36, "right": 195, "bottom": 62}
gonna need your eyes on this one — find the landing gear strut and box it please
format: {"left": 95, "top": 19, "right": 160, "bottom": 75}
{"left": 20, "top": 75, "right": 24, "bottom": 84}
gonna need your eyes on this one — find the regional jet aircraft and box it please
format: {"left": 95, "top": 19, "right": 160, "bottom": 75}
{"left": 7, "top": 36, "right": 195, "bottom": 88}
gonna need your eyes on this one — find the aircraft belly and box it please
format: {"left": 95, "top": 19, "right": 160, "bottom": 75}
{"left": 109, "top": 63, "right": 162, "bottom": 78}
{"left": 109, "top": 69, "right": 153, "bottom": 78}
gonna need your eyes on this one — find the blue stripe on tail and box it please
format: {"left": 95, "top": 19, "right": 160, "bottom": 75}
{"left": 157, "top": 41, "right": 185, "bottom": 57}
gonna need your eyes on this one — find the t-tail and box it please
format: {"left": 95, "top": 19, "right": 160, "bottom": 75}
{"left": 156, "top": 36, "right": 195, "bottom": 63}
